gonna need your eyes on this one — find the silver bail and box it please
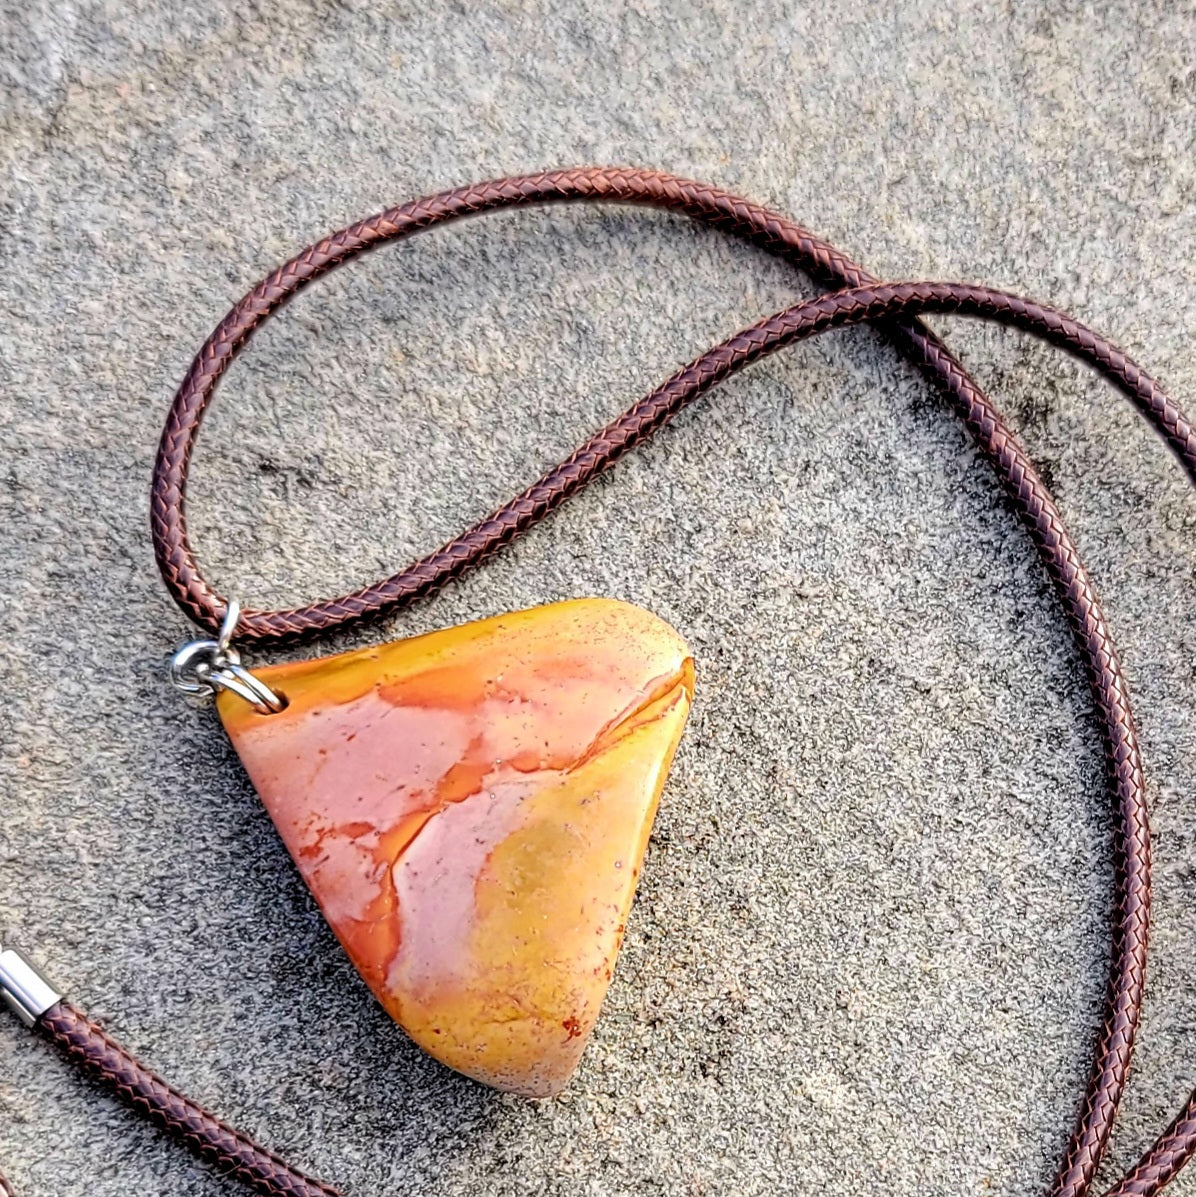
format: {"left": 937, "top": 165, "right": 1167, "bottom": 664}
{"left": 0, "top": 946, "right": 63, "bottom": 1028}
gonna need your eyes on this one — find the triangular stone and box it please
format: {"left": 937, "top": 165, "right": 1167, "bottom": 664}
{"left": 217, "top": 599, "right": 693, "bottom": 1097}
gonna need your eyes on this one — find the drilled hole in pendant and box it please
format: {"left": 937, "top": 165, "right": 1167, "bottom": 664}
{"left": 253, "top": 689, "right": 289, "bottom": 715}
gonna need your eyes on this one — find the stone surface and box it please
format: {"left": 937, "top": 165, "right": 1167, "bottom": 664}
{"left": 217, "top": 599, "right": 693, "bottom": 1097}
{"left": 2, "top": 3, "right": 1195, "bottom": 1197}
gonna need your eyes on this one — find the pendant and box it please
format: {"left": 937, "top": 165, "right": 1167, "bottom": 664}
{"left": 214, "top": 599, "right": 693, "bottom": 1097}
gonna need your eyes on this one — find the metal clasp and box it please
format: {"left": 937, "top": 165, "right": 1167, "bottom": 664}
{"left": 0, "top": 946, "right": 63, "bottom": 1027}
{"left": 169, "top": 600, "right": 286, "bottom": 714}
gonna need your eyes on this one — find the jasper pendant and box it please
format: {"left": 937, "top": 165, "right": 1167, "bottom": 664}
{"left": 216, "top": 599, "right": 693, "bottom": 1097}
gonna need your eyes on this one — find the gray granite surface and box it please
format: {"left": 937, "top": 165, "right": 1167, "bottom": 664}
{"left": 1, "top": 2, "right": 1195, "bottom": 1195}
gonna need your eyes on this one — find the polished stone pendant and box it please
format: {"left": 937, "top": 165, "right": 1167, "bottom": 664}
{"left": 216, "top": 599, "right": 693, "bottom": 1097}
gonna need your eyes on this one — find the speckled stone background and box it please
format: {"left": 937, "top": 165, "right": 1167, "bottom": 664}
{"left": 2, "top": 3, "right": 1195, "bottom": 1195}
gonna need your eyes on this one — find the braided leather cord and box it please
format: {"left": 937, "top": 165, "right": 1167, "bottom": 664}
{"left": 1108, "top": 1095, "right": 1196, "bottom": 1197}
{"left": 149, "top": 169, "right": 1196, "bottom": 645}
{"left": 35, "top": 1003, "right": 340, "bottom": 1197}
{"left": 0, "top": 171, "right": 1176, "bottom": 1197}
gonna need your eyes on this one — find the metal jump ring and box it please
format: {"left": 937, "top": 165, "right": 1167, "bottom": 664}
{"left": 215, "top": 598, "right": 240, "bottom": 658}
{"left": 168, "top": 600, "right": 286, "bottom": 714}
{"left": 205, "top": 658, "right": 288, "bottom": 712}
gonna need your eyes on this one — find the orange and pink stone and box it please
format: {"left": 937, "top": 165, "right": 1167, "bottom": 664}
{"left": 217, "top": 599, "right": 693, "bottom": 1097}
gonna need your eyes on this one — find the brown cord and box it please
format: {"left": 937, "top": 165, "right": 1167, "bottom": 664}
{"left": 5, "top": 171, "right": 1191, "bottom": 1196}
{"left": 36, "top": 1003, "right": 339, "bottom": 1197}
{"left": 1106, "top": 1095, "right": 1196, "bottom": 1197}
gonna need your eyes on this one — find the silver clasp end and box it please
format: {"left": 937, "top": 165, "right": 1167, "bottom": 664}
{"left": 0, "top": 946, "right": 63, "bottom": 1027}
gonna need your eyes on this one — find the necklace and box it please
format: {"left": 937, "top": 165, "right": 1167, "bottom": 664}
{"left": 2, "top": 168, "right": 1193, "bottom": 1196}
